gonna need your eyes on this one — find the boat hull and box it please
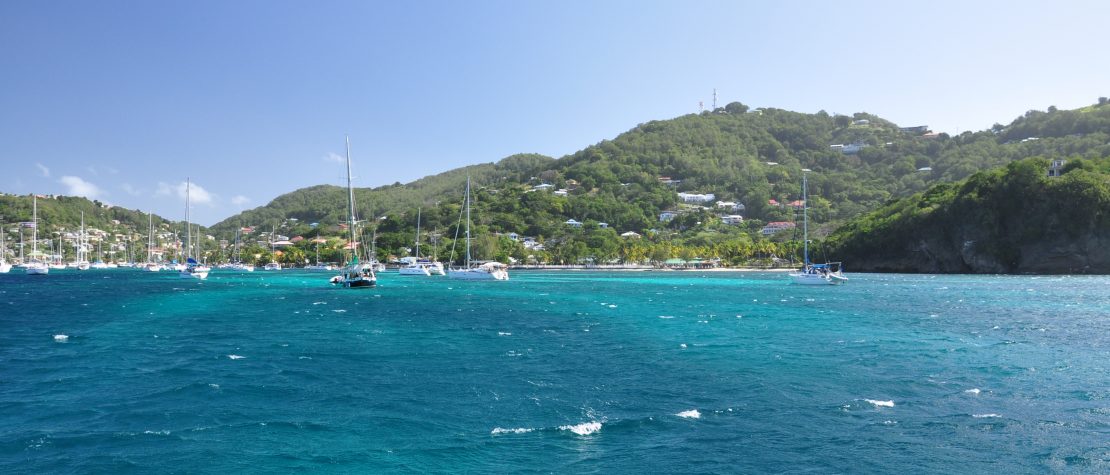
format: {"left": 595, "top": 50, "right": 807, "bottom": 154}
{"left": 448, "top": 268, "right": 509, "bottom": 281}
{"left": 25, "top": 264, "right": 49, "bottom": 275}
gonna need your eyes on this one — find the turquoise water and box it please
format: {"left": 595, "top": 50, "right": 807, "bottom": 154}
{"left": 1, "top": 270, "right": 1107, "bottom": 473}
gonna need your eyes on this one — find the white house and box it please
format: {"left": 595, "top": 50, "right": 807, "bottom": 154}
{"left": 659, "top": 211, "right": 677, "bottom": 222}
{"left": 715, "top": 201, "right": 745, "bottom": 212}
{"left": 721, "top": 215, "right": 744, "bottom": 225}
{"left": 554, "top": 189, "right": 568, "bottom": 196}
{"left": 565, "top": 219, "right": 583, "bottom": 227}
{"left": 620, "top": 231, "right": 641, "bottom": 239}
{"left": 598, "top": 222, "right": 608, "bottom": 228}
{"left": 677, "top": 192, "right": 716, "bottom": 203}
{"left": 532, "top": 184, "right": 555, "bottom": 191}
{"left": 760, "top": 221, "right": 795, "bottom": 235}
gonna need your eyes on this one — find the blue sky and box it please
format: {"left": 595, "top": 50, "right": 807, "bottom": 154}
{"left": 2, "top": 1, "right": 1107, "bottom": 225}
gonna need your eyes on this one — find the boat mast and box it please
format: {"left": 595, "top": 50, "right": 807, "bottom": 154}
{"left": 31, "top": 195, "right": 38, "bottom": 261}
{"left": 185, "top": 178, "right": 191, "bottom": 262}
{"left": 415, "top": 207, "right": 421, "bottom": 259}
{"left": 464, "top": 176, "right": 472, "bottom": 269}
{"left": 345, "top": 135, "right": 358, "bottom": 264}
{"left": 802, "top": 173, "right": 809, "bottom": 266}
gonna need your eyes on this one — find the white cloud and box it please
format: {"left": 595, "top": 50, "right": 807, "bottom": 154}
{"left": 155, "top": 180, "right": 215, "bottom": 206}
{"left": 231, "top": 195, "right": 251, "bottom": 206}
{"left": 85, "top": 166, "right": 99, "bottom": 176}
{"left": 121, "top": 183, "right": 142, "bottom": 196}
{"left": 324, "top": 152, "right": 345, "bottom": 163}
{"left": 35, "top": 163, "right": 50, "bottom": 177}
{"left": 59, "top": 175, "right": 104, "bottom": 199}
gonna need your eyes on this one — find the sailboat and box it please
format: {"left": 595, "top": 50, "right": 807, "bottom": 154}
{"left": 447, "top": 176, "right": 509, "bottom": 281}
{"left": 263, "top": 225, "right": 282, "bottom": 270}
{"left": 304, "top": 230, "right": 333, "bottom": 270}
{"left": 399, "top": 208, "right": 443, "bottom": 276}
{"left": 230, "top": 228, "right": 254, "bottom": 271}
{"left": 789, "top": 172, "right": 847, "bottom": 285}
{"left": 143, "top": 212, "right": 162, "bottom": 272}
{"left": 333, "top": 135, "right": 376, "bottom": 288}
{"left": 179, "top": 178, "right": 210, "bottom": 279}
{"left": 24, "top": 195, "right": 49, "bottom": 275}
{"left": 0, "top": 222, "right": 11, "bottom": 273}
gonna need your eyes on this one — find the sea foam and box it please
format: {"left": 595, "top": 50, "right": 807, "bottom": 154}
{"left": 490, "top": 427, "right": 534, "bottom": 435}
{"left": 227, "top": 354, "right": 245, "bottom": 360}
{"left": 559, "top": 421, "right": 602, "bottom": 435}
{"left": 865, "top": 399, "right": 895, "bottom": 408}
{"left": 972, "top": 413, "right": 1001, "bottom": 418}
{"left": 965, "top": 388, "right": 981, "bottom": 395}
{"left": 53, "top": 334, "right": 69, "bottom": 343}
{"left": 676, "top": 409, "right": 701, "bottom": 419}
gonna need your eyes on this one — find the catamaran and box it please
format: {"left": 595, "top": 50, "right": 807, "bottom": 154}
{"left": 399, "top": 208, "right": 443, "bottom": 276}
{"left": 447, "top": 176, "right": 509, "bottom": 281}
{"left": 333, "top": 136, "right": 376, "bottom": 288}
{"left": 179, "top": 178, "right": 210, "bottom": 279}
{"left": 789, "top": 172, "right": 847, "bottom": 285}
{"left": 25, "top": 195, "right": 49, "bottom": 275}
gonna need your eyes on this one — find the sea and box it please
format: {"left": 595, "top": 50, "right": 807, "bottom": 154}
{"left": 1, "top": 269, "right": 1107, "bottom": 473}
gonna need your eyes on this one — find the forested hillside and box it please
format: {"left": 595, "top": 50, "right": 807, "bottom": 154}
{"left": 823, "top": 156, "right": 1110, "bottom": 273}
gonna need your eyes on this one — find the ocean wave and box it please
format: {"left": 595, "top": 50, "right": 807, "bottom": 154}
{"left": 490, "top": 427, "right": 534, "bottom": 435}
{"left": 658, "top": 315, "right": 674, "bottom": 319}
{"left": 498, "top": 332, "right": 512, "bottom": 336}
{"left": 559, "top": 421, "right": 602, "bottom": 436}
{"left": 227, "top": 354, "right": 245, "bottom": 360}
{"left": 972, "top": 413, "right": 1001, "bottom": 418}
{"left": 865, "top": 399, "right": 895, "bottom": 408}
{"left": 675, "top": 409, "right": 700, "bottom": 419}
{"left": 53, "top": 334, "right": 69, "bottom": 343}
{"left": 965, "top": 388, "right": 981, "bottom": 395}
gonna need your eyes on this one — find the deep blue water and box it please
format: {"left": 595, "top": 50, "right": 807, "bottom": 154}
{"left": 1, "top": 269, "right": 1107, "bottom": 473}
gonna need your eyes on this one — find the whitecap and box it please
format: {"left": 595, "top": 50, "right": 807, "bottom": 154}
{"left": 676, "top": 409, "right": 701, "bottom": 419}
{"left": 312, "top": 302, "right": 326, "bottom": 305}
{"left": 608, "top": 304, "right": 617, "bottom": 308}
{"left": 680, "top": 343, "right": 687, "bottom": 349}
{"left": 208, "top": 383, "right": 220, "bottom": 389}
{"left": 559, "top": 421, "right": 602, "bottom": 436}
{"left": 498, "top": 332, "right": 511, "bottom": 336}
{"left": 227, "top": 354, "right": 245, "bottom": 360}
{"left": 865, "top": 399, "right": 894, "bottom": 408}
{"left": 972, "top": 413, "right": 1001, "bottom": 418}
{"left": 658, "top": 315, "right": 674, "bottom": 319}
{"left": 143, "top": 430, "right": 170, "bottom": 435}
{"left": 491, "top": 427, "right": 534, "bottom": 435}
{"left": 332, "top": 309, "right": 347, "bottom": 313}
{"left": 53, "top": 334, "right": 69, "bottom": 343}
{"left": 965, "top": 388, "right": 981, "bottom": 395}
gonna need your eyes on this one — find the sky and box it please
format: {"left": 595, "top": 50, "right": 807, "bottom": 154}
{"left": 2, "top": 0, "right": 1108, "bottom": 225}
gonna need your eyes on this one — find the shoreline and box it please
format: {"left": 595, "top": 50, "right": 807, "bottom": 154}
{"left": 508, "top": 265, "right": 797, "bottom": 272}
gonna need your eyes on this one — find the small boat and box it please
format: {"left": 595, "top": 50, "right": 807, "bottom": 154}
{"left": 399, "top": 208, "right": 444, "bottom": 276}
{"left": 447, "top": 177, "right": 508, "bottom": 281}
{"left": 789, "top": 172, "right": 847, "bottom": 285}
{"left": 143, "top": 212, "right": 161, "bottom": 272}
{"left": 263, "top": 262, "right": 282, "bottom": 271}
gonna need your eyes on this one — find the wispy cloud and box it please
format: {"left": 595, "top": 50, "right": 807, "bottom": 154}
{"left": 324, "top": 152, "right": 345, "bottom": 163}
{"left": 120, "top": 183, "right": 142, "bottom": 196}
{"left": 85, "top": 166, "right": 99, "bottom": 176}
{"left": 231, "top": 195, "right": 251, "bottom": 207}
{"left": 59, "top": 175, "right": 104, "bottom": 199}
{"left": 156, "top": 180, "right": 215, "bottom": 206}
{"left": 35, "top": 163, "right": 50, "bottom": 177}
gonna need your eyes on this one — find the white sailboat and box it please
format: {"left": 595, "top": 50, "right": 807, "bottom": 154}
{"left": 143, "top": 212, "right": 162, "bottom": 272}
{"left": 304, "top": 231, "right": 333, "bottom": 270}
{"left": 448, "top": 176, "right": 509, "bottom": 281}
{"left": 399, "top": 208, "right": 442, "bottom": 276}
{"left": 230, "top": 228, "right": 254, "bottom": 271}
{"left": 263, "top": 225, "right": 282, "bottom": 270}
{"left": 179, "top": 178, "right": 210, "bottom": 279}
{"left": 25, "top": 195, "right": 49, "bottom": 275}
{"left": 789, "top": 172, "right": 847, "bottom": 285}
{"left": 0, "top": 222, "right": 11, "bottom": 273}
{"left": 333, "top": 135, "right": 376, "bottom": 288}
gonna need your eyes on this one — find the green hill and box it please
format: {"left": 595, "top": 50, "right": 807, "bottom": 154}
{"left": 823, "top": 156, "right": 1110, "bottom": 273}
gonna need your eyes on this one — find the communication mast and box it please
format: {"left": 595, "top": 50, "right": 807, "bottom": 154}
{"left": 712, "top": 88, "right": 717, "bottom": 110}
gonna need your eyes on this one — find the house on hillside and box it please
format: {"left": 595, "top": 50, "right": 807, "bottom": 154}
{"left": 721, "top": 215, "right": 744, "bottom": 225}
{"left": 678, "top": 192, "right": 716, "bottom": 203}
{"left": 565, "top": 219, "right": 583, "bottom": 228}
{"left": 761, "top": 221, "right": 796, "bottom": 235}
{"left": 659, "top": 211, "right": 678, "bottom": 222}
{"left": 1048, "top": 159, "right": 1067, "bottom": 177}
